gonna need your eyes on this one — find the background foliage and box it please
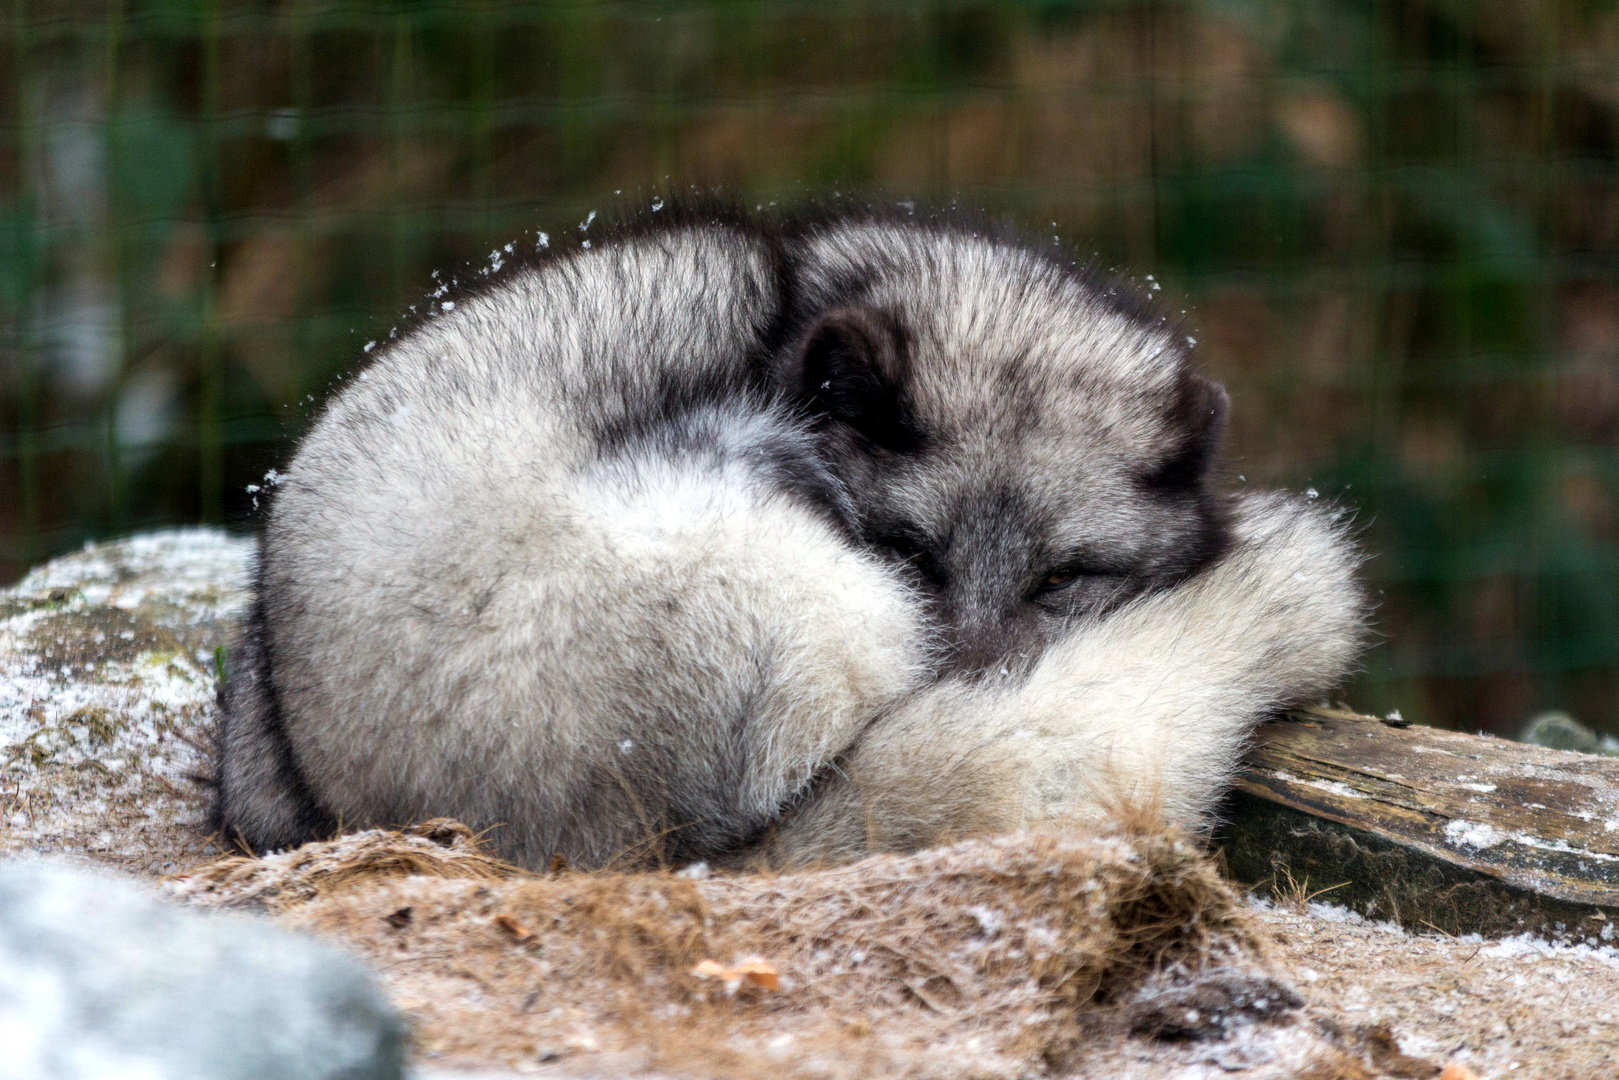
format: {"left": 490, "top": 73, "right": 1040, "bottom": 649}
{"left": 4, "top": 0, "right": 1618, "bottom": 737}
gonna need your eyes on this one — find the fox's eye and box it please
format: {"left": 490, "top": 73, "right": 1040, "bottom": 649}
{"left": 871, "top": 531, "right": 924, "bottom": 564}
{"left": 1043, "top": 569, "right": 1077, "bottom": 589}
{"left": 869, "top": 528, "right": 946, "bottom": 587}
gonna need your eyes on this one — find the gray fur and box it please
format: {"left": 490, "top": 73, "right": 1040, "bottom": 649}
{"left": 214, "top": 204, "right": 1364, "bottom": 869}
{"left": 779, "top": 220, "right": 1230, "bottom": 671}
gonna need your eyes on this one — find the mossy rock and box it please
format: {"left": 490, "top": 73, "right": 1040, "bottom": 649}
{"left": 0, "top": 530, "right": 253, "bottom": 876}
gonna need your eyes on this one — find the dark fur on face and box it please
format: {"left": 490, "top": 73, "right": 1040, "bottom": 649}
{"left": 775, "top": 214, "right": 1232, "bottom": 674}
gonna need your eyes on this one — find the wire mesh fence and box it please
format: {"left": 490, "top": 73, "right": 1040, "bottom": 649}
{"left": 3, "top": 0, "right": 1617, "bottom": 738}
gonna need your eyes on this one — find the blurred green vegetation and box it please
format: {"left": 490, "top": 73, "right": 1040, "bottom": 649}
{"left": 3, "top": 0, "right": 1618, "bottom": 738}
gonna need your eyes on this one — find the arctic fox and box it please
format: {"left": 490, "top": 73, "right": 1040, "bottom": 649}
{"left": 214, "top": 203, "right": 1363, "bottom": 869}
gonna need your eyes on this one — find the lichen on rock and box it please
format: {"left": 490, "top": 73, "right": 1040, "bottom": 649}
{"left": 0, "top": 530, "right": 253, "bottom": 875}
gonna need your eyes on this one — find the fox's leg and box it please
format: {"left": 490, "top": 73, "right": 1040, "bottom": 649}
{"left": 212, "top": 587, "right": 337, "bottom": 853}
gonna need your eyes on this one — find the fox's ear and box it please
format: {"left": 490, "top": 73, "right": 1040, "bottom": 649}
{"left": 1141, "top": 371, "right": 1229, "bottom": 490}
{"left": 784, "top": 307, "right": 919, "bottom": 451}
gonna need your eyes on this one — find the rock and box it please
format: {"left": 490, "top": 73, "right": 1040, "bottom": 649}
{"left": 1, "top": 537, "right": 407, "bottom": 1078}
{"left": 1519, "top": 709, "right": 1619, "bottom": 756}
{"left": 0, "top": 859, "right": 405, "bottom": 1080}
{"left": 0, "top": 530, "right": 254, "bottom": 874}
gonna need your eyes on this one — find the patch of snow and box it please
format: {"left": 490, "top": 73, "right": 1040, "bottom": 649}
{"left": 1508, "top": 830, "right": 1618, "bottom": 863}
{"left": 1304, "top": 901, "right": 1374, "bottom": 926}
{"left": 1299, "top": 778, "right": 1365, "bottom": 799}
{"left": 967, "top": 906, "right": 1004, "bottom": 936}
{"left": 1268, "top": 769, "right": 1365, "bottom": 799}
{"left": 1442, "top": 819, "right": 1504, "bottom": 849}
{"left": 1479, "top": 933, "right": 1619, "bottom": 966}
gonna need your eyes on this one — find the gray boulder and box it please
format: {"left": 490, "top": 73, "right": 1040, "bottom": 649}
{"left": 0, "top": 860, "right": 405, "bottom": 1080}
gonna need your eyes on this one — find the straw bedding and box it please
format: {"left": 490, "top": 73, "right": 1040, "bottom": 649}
{"left": 171, "top": 820, "right": 1409, "bottom": 1079}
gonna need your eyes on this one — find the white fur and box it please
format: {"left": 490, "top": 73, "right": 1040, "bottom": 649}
{"left": 760, "top": 492, "right": 1365, "bottom": 865}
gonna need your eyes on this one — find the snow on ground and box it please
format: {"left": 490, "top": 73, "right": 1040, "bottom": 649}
{"left": 0, "top": 530, "right": 253, "bottom": 875}
{"left": 1250, "top": 894, "right": 1619, "bottom": 1078}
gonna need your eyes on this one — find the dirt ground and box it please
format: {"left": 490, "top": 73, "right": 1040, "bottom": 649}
{"left": 6, "top": 532, "right": 1619, "bottom": 1079}
{"left": 1252, "top": 895, "right": 1619, "bottom": 1080}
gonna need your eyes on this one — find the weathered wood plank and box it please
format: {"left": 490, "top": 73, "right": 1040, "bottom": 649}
{"left": 1219, "top": 706, "right": 1619, "bottom": 940}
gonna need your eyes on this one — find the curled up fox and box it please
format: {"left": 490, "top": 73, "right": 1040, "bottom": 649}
{"left": 213, "top": 201, "right": 1365, "bottom": 870}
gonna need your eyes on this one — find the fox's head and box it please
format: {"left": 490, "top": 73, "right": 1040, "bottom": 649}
{"left": 778, "top": 216, "right": 1230, "bottom": 674}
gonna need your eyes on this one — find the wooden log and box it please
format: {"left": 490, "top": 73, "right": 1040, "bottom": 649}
{"left": 1218, "top": 706, "right": 1619, "bottom": 941}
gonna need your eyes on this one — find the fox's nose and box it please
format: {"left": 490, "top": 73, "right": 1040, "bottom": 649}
{"left": 940, "top": 613, "right": 1025, "bottom": 677}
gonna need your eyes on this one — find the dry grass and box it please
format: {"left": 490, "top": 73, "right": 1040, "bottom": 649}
{"left": 1271, "top": 862, "right": 1354, "bottom": 916}
{"left": 171, "top": 818, "right": 1418, "bottom": 1079}
{"left": 168, "top": 819, "right": 522, "bottom": 909}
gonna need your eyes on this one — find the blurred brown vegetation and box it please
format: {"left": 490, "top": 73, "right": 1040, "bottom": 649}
{"left": 3, "top": 0, "right": 1618, "bottom": 737}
